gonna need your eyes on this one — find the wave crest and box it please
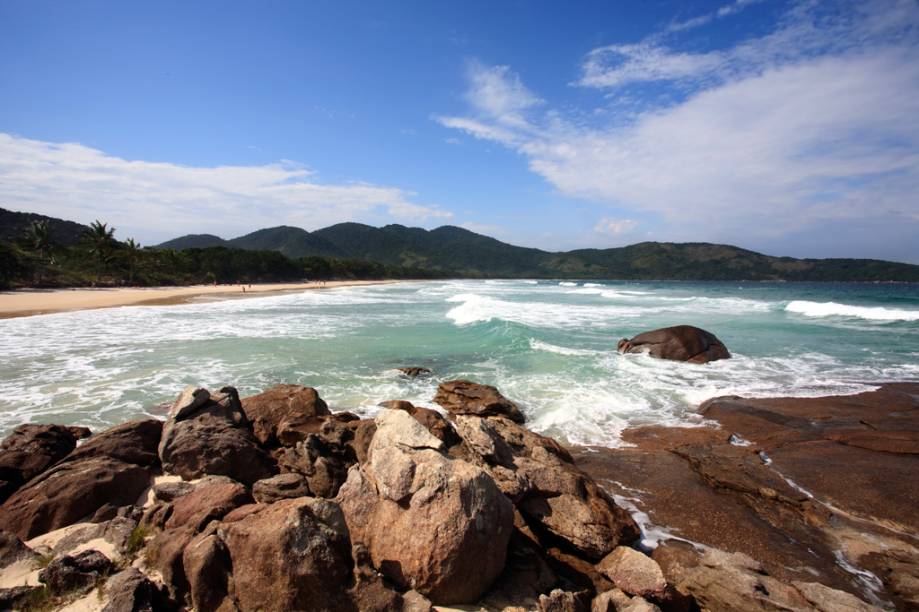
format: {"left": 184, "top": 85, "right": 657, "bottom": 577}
{"left": 786, "top": 300, "right": 919, "bottom": 322}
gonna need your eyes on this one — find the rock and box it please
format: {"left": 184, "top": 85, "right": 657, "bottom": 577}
{"left": 252, "top": 472, "right": 310, "bottom": 503}
{"left": 337, "top": 408, "right": 515, "bottom": 604}
{"left": 617, "top": 325, "right": 730, "bottom": 363}
{"left": 274, "top": 435, "right": 350, "bottom": 498}
{"left": 380, "top": 400, "right": 461, "bottom": 446}
{"left": 0, "top": 585, "right": 41, "bottom": 609}
{"left": 0, "top": 456, "right": 151, "bottom": 539}
{"left": 199, "top": 498, "right": 354, "bottom": 611}
{"left": 65, "top": 419, "right": 163, "bottom": 467}
{"left": 158, "top": 386, "right": 276, "bottom": 485}
{"left": 402, "top": 589, "right": 434, "bottom": 611}
{"left": 0, "top": 530, "right": 35, "bottom": 568}
{"left": 183, "top": 526, "right": 230, "bottom": 612}
{"left": 398, "top": 367, "right": 432, "bottom": 378}
{"left": 164, "top": 479, "right": 250, "bottom": 532}
{"left": 538, "top": 588, "right": 591, "bottom": 611}
{"left": 28, "top": 516, "right": 138, "bottom": 564}
{"left": 0, "top": 424, "right": 80, "bottom": 502}
{"left": 40, "top": 549, "right": 113, "bottom": 594}
{"left": 241, "top": 384, "right": 331, "bottom": 447}
{"left": 792, "top": 581, "right": 882, "bottom": 612}
{"left": 592, "top": 588, "right": 632, "bottom": 612}
{"left": 347, "top": 418, "right": 377, "bottom": 464}
{"left": 101, "top": 567, "right": 172, "bottom": 612}
{"left": 347, "top": 543, "right": 406, "bottom": 612}
{"left": 434, "top": 379, "right": 526, "bottom": 423}
{"left": 596, "top": 546, "right": 666, "bottom": 599}
{"left": 151, "top": 480, "right": 197, "bottom": 503}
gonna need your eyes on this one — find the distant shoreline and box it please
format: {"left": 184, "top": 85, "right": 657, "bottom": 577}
{"left": 0, "top": 280, "right": 399, "bottom": 319}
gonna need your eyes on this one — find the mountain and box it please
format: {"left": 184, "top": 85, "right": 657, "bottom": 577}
{"left": 157, "top": 233, "right": 228, "bottom": 250}
{"left": 157, "top": 222, "right": 919, "bottom": 282}
{"left": 0, "top": 207, "right": 91, "bottom": 246}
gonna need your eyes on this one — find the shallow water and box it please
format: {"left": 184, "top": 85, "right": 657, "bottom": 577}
{"left": 1, "top": 280, "right": 917, "bottom": 445}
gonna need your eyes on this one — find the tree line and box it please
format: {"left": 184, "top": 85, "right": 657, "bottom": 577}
{"left": 0, "top": 220, "right": 447, "bottom": 289}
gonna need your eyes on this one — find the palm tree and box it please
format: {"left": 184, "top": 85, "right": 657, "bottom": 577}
{"left": 23, "top": 220, "right": 54, "bottom": 262}
{"left": 85, "top": 220, "right": 117, "bottom": 281}
{"left": 124, "top": 238, "right": 141, "bottom": 284}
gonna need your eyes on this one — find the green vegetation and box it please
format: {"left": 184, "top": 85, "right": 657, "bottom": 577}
{"left": 2, "top": 207, "right": 918, "bottom": 287}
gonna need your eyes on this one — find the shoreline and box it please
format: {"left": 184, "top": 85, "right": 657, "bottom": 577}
{"left": 0, "top": 280, "right": 399, "bottom": 319}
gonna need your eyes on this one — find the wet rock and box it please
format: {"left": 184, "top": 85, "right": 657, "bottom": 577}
{"left": 595, "top": 546, "right": 666, "bottom": 599}
{"left": 617, "top": 325, "right": 730, "bottom": 363}
{"left": 158, "top": 386, "right": 276, "bottom": 485}
{"left": 252, "top": 472, "right": 310, "bottom": 503}
{"left": 398, "top": 367, "right": 432, "bottom": 378}
{"left": 434, "top": 379, "right": 526, "bottom": 423}
{"left": 337, "top": 408, "right": 514, "bottom": 604}
{"left": 0, "top": 456, "right": 151, "bottom": 539}
{"left": 241, "top": 384, "right": 331, "bottom": 447}
{"left": 65, "top": 419, "right": 163, "bottom": 467}
{"left": 40, "top": 549, "right": 113, "bottom": 594}
{"left": 0, "top": 424, "right": 80, "bottom": 502}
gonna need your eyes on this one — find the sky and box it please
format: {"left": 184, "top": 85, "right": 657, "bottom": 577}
{"left": 1, "top": 0, "right": 918, "bottom": 262}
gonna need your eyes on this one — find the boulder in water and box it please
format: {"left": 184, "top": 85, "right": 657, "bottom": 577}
{"left": 617, "top": 325, "right": 730, "bottom": 363}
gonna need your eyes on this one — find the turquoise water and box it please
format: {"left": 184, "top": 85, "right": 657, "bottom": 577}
{"left": 1, "top": 280, "right": 917, "bottom": 445}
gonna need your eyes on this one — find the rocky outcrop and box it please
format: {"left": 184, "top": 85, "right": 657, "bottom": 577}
{"left": 617, "top": 325, "right": 730, "bottom": 363}
{"left": 241, "top": 384, "right": 331, "bottom": 447}
{"left": 65, "top": 419, "right": 163, "bottom": 467}
{"left": 338, "top": 408, "right": 515, "bottom": 604}
{"left": 434, "top": 379, "right": 526, "bottom": 423}
{"left": 398, "top": 367, "right": 432, "bottom": 378}
{"left": 40, "top": 549, "right": 114, "bottom": 594}
{"left": 0, "top": 424, "right": 82, "bottom": 502}
{"left": 158, "top": 386, "right": 276, "bottom": 485}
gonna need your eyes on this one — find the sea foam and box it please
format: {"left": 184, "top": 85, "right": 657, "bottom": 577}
{"left": 786, "top": 300, "right": 919, "bottom": 321}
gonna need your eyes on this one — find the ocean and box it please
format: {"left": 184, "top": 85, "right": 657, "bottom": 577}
{"left": 1, "top": 280, "right": 917, "bottom": 444}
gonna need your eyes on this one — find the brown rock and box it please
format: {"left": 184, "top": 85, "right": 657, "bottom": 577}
{"left": 274, "top": 435, "right": 350, "bottom": 497}
{"left": 101, "top": 567, "right": 172, "bottom": 612}
{"left": 158, "top": 387, "right": 275, "bottom": 485}
{"left": 40, "top": 549, "right": 114, "bottom": 594}
{"left": 596, "top": 547, "right": 666, "bottom": 599}
{"left": 398, "top": 367, "right": 432, "bottom": 378}
{"left": 0, "top": 456, "right": 151, "bottom": 539}
{"left": 0, "top": 424, "right": 80, "bottom": 502}
{"left": 164, "top": 480, "right": 250, "bottom": 532}
{"left": 241, "top": 384, "right": 331, "bottom": 447}
{"left": 217, "top": 498, "right": 353, "bottom": 611}
{"left": 434, "top": 379, "right": 526, "bottom": 423}
{"left": 65, "top": 419, "right": 163, "bottom": 467}
{"left": 183, "top": 527, "right": 230, "bottom": 612}
{"left": 538, "top": 588, "right": 591, "bottom": 612}
{"left": 252, "top": 472, "right": 310, "bottom": 503}
{"left": 337, "top": 408, "right": 514, "bottom": 604}
{"left": 380, "top": 399, "right": 461, "bottom": 446}
{"left": 617, "top": 325, "right": 730, "bottom": 363}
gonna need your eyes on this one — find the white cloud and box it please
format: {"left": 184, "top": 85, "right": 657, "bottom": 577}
{"left": 667, "top": 0, "right": 763, "bottom": 33}
{"left": 0, "top": 133, "right": 451, "bottom": 243}
{"left": 437, "top": 1, "right": 919, "bottom": 256}
{"left": 594, "top": 218, "right": 637, "bottom": 236}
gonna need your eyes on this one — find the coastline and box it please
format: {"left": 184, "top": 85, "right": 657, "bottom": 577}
{"left": 0, "top": 280, "right": 399, "bottom": 319}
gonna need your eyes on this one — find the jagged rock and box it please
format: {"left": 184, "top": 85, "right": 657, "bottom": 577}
{"left": 29, "top": 516, "right": 138, "bottom": 563}
{"left": 434, "top": 379, "right": 526, "bottom": 423}
{"left": 398, "top": 367, "right": 432, "bottom": 378}
{"left": 274, "top": 434, "right": 350, "bottom": 497}
{"left": 380, "top": 400, "right": 461, "bottom": 446}
{"left": 0, "top": 456, "right": 151, "bottom": 539}
{"left": 65, "top": 419, "right": 163, "bottom": 467}
{"left": 40, "top": 549, "right": 113, "bottom": 594}
{"left": 192, "top": 498, "right": 354, "bottom": 611}
{"left": 0, "top": 530, "right": 35, "bottom": 567}
{"left": 337, "top": 408, "right": 514, "bottom": 604}
{"left": 152, "top": 479, "right": 197, "bottom": 503}
{"left": 101, "top": 567, "right": 172, "bottom": 612}
{"left": 538, "top": 588, "right": 591, "bottom": 611}
{"left": 183, "top": 525, "right": 230, "bottom": 612}
{"left": 164, "top": 479, "right": 250, "bottom": 532}
{"left": 158, "top": 386, "right": 275, "bottom": 485}
{"left": 252, "top": 473, "right": 310, "bottom": 503}
{"left": 617, "top": 325, "right": 730, "bottom": 363}
{"left": 0, "top": 424, "right": 81, "bottom": 502}
{"left": 347, "top": 543, "right": 406, "bottom": 612}
{"left": 592, "top": 588, "right": 632, "bottom": 612}
{"left": 0, "top": 585, "right": 41, "bottom": 609}
{"left": 596, "top": 546, "right": 666, "bottom": 599}
{"left": 241, "top": 384, "right": 331, "bottom": 447}
{"left": 402, "top": 589, "right": 434, "bottom": 611}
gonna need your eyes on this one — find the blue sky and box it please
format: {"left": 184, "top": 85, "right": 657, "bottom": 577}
{"left": 1, "top": 0, "right": 918, "bottom": 262}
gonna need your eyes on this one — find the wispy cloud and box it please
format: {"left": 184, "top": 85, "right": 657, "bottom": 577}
{"left": 0, "top": 133, "right": 452, "bottom": 243}
{"left": 667, "top": 0, "right": 764, "bottom": 33}
{"left": 436, "top": 0, "right": 919, "bottom": 259}
{"left": 594, "top": 218, "right": 637, "bottom": 237}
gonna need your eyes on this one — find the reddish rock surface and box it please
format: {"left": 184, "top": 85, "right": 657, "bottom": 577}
{"left": 617, "top": 325, "right": 731, "bottom": 363}
{"left": 434, "top": 379, "right": 527, "bottom": 423}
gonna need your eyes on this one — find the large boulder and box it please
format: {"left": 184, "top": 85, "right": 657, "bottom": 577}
{"left": 0, "top": 455, "right": 151, "bottom": 539}
{"left": 65, "top": 419, "right": 162, "bottom": 467}
{"left": 184, "top": 498, "right": 354, "bottom": 611}
{"left": 39, "top": 549, "right": 114, "bottom": 594}
{"left": 241, "top": 384, "right": 331, "bottom": 447}
{"left": 617, "top": 325, "right": 730, "bottom": 364}
{"left": 596, "top": 547, "right": 666, "bottom": 599}
{"left": 337, "top": 408, "right": 515, "bottom": 604}
{"left": 434, "top": 379, "right": 526, "bottom": 423}
{"left": 0, "top": 424, "right": 81, "bottom": 502}
{"left": 158, "top": 386, "right": 276, "bottom": 485}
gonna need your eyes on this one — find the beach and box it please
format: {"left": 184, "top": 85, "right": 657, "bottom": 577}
{"left": 0, "top": 280, "right": 397, "bottom": 319}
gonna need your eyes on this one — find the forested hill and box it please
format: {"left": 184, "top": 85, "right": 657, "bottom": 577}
{"left": 160, "top": 222, "right": 919, "bottom": 282}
